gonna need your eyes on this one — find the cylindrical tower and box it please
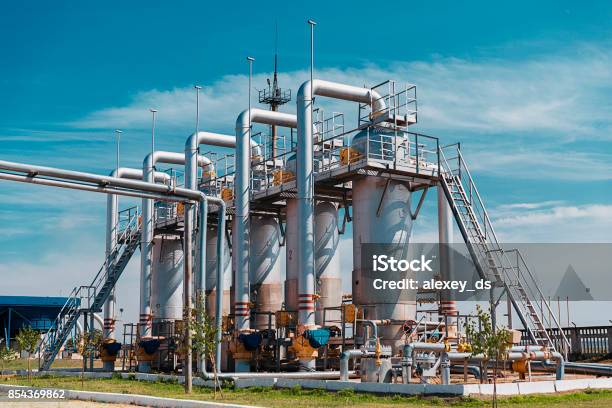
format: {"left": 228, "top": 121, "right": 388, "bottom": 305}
{"left": 314, "top": 201, "right": 342, "bottom": 325}
{"left": 250, "top": 215, "right": 283, "bottom": 330}
{"left": 351, "top": 128, "right": 416, "bottom": 353}
{"left": 205, "top": 225, "right": 232, "bottom": 318}
{"left": 285, "top": 199, "right": 299, "bottom": 311}
{"left": 151, "top": 235, "right": 184, "bottom": 321}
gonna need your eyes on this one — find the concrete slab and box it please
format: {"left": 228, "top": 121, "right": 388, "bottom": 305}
{"left": 325, "top": 381, "right": 356, "bottom": 392}
{"left": 587, "top": 377, "right": 612, "bottom": 389}
{"left": 517, "top": 381, "right": 556, "bottom": 394}
{"left": 479, "top": 382, "right": 519, "bottom": 395}
{"left": 461, "top": 384, "right": 481, "bottom": 396}
{"left": 555, "top": 378, "right": 594, "bottom": 392}
{"left": 275, "top": 378, "right": 326, "bottom": 389}
{"left": 386, "top": 383, "right": 426, "bottom": 395}
{"left": 354, "top": 382, "right": 391, "bottom": 394}
{"left": 423, "top": 384, "right": 465, "bottom": 395}
{"left": 234, "top": 378, "right": 277, "bottom": 389}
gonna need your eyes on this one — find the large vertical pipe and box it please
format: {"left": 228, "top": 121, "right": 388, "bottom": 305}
{"left": 234, "top": 109, "right": 296, "bottom": 372}
{"left": 296, "top": 80, "right": 386, "bottom": 366}
{"left": 437, "top": 184, "right": 456, "bottom": 337}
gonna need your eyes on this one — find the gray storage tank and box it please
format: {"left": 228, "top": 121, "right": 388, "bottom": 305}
{"left": 350, "top": 128, "right": 416, "bottom": 353}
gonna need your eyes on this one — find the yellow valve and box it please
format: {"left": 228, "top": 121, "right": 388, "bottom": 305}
{"left": 457, "top": 342, "right": 472, "bottom": 353}
{"left": 342, "top": 304, "right": 362, "bottom": 322}
{"left": 340, "top": 147, "right": 362, "bottom": 165}
{"left": 512, "top": 360, "right": 528, "bottom": 380}
{"left": 272, "top": 170, "right": 295, "bottom": 185}
{"left": 221, "top": 187, "right": 234, "bottom": 202}
{"left": 202, "top": 169, "right": 216, "bottom": 179}
{"left": 275, "top": 310, "right": 296, "bottom": 328}
{"left": 177, "top": 202, "right": 185, "bottom": 216}
{"left": 289, "top": 334, "right": 318, "bottom": 359}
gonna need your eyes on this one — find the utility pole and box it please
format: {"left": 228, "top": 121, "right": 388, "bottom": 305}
{"left": 114, "top": 129, "right": 122, "bottom": 171}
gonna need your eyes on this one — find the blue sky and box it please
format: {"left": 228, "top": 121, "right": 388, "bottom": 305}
{"left": 1, "top": 1, "right": 611, "bottom": 325}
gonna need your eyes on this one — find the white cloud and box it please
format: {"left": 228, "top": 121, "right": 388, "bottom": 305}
{"left": 491, "top": 202, "right": 612, "bottom": 242}
{"left": 464, "top": 147, "right": 612, "bottom": 181}
{"left": 70, "top": 46, "right": 612, "bottom": 140}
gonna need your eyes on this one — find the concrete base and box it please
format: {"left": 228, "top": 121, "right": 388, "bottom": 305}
{"left": 26, "top": 369, "right": 612, "bottom": 397}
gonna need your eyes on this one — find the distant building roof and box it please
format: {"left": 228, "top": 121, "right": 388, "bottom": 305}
{"left": 0, "top": 295, "right": 69, "bottom": 308}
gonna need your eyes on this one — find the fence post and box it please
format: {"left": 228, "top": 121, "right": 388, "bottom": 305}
{"left": 607, "top": 327, "right": 612, "bottom": 355}
{"left": 570, "top": 328, "right": 581, "bottom": 358}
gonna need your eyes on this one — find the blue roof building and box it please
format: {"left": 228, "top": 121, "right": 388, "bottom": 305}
{"left": 0, "top": 295, "right": 70, "bottom": 349}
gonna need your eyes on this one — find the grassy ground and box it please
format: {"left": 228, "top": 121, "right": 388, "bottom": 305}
{"left": 2, "top": 375, "right": 612, "bottom": 407}
{"left": 0, "top": 358, "right": 102, "bottom": 371}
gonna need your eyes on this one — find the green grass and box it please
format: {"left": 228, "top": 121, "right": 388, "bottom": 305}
{"left": 2, "top": 375, "right": 612, "bottom": 407}
{"left": 0, "top": 358, "right": 101, "bottom": 371}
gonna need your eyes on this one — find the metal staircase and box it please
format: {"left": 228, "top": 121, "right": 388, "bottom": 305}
{"left": 38, "top": 207, "right": 141, "bottom": 371}
{"left": 438, "top": 145, "right": 570, "bottom": 357}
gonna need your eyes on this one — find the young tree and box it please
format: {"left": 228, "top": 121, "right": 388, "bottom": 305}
{"left": 188, "top": 292, "right": 222, "bottom": 398}
{"left": 0, "top": 340, "right": 17, "bottom": 374}
{"left": 15, "top": 327, "right": 40, "bottom": 381}
{"left": 75, "top": 328, "right": 102, "bottom": 388}
{"left": 465, "top": 305, "right": 510, "bottom": 408}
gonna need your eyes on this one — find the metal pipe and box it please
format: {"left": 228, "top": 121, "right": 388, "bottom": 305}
{"left": 140, "top": 151, "right": 212, "bottom": 337}
{"left": 296, "top": 80, "right": 386, "bottom": 338}
{"left": 0, "top": 160, "right": 201, "bottom": 199}
{"left": 233, "top": 109, "right": 297, "bottom": 339}
{"left": 195, "top": 194, "right": 226, "bottom": 378}
{"left": 104, "top": 168, "right": 170, "bottom": 340}
{"left": 0, "top": 172, "right": 190, "bottom": 202}
{"left": 340, "top": 349, "right": 364, "bottom": 381}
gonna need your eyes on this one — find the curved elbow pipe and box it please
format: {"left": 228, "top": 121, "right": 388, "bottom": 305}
{"left": 295, "top": 79, "right": 386, "bottom": 329}
{"left": 184, "top": 130, "right": 261, "bottom": 193}
{"left": 104, "top": 167, "right": 171, "bottom": 339}
{"left": 139, "top": 151, "right": 211, "bottom": 337}
{"left": 233, "top": 108, "right": 297, "bottom": 334}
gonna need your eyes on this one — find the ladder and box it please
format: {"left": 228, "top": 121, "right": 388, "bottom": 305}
{"left": 438, "top": 145, "right": 570, "bottom": 357}
{"left": 37, "top": 208, "right": 141, "bottom": 371}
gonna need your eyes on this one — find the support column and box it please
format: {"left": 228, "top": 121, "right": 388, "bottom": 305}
{"left": 437, "top": 184, "right": 456, "bottom": 338}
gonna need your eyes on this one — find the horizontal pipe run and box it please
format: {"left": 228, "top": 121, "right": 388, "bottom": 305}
{"left": 0, "top": 160, "right": 201, "bottom": 200}
{"left": 0, "top": 172, "right": 189, "bottom": 202}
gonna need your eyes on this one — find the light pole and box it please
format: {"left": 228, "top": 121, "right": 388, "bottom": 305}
{"left": 247, "top": 57, "right": 255, "bottom": 132}
{"left": 149, "top": 109, "right": 157, "bottom": 160}
{"left": 194, "top": 85, "right": 202, "bottom": 135}
{"left": 307, "top": 19, "right": 316, "bottom": 296}
{"left": 114, "top": 129, "right": 122, "bottom": 171}
{"left": 308, "top": 19, "right": 316, "bottom": 102}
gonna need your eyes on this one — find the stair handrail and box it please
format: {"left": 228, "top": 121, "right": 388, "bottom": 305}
{"left": 505, "top": 248, "right": 571, "bottom": 355}
{"left": 438, "top": 145, "right": 570, "bottom": 355}
{"left": 38, "top": 206, "right": 141, "bottom": 365}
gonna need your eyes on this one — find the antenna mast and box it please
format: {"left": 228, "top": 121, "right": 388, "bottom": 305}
{"left": 258, "top": 22, "right": 291, "bottom": 158}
